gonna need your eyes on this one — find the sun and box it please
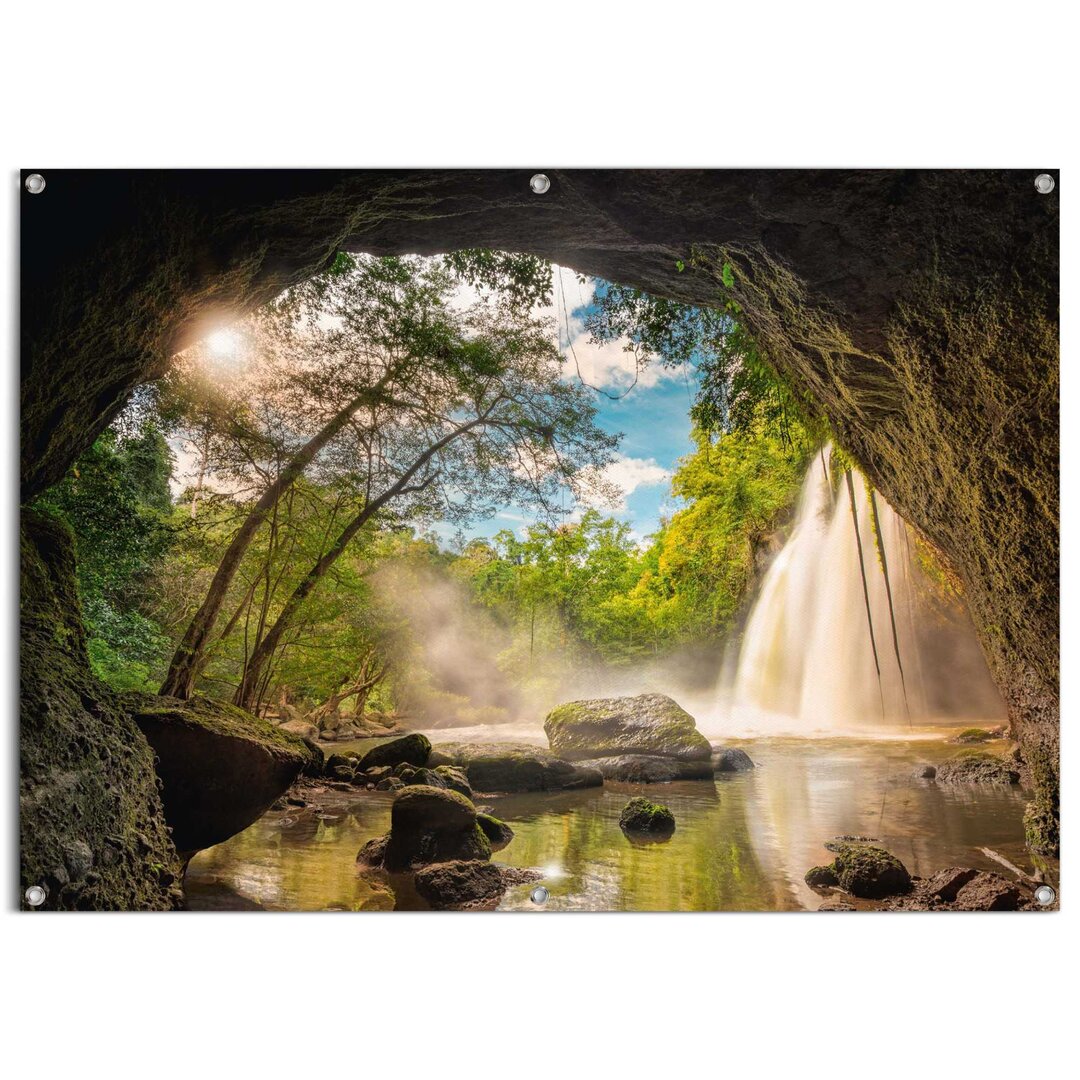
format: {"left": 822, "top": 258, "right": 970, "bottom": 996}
{"left": 205, "top": 328, "right": 241, "bottom": 358}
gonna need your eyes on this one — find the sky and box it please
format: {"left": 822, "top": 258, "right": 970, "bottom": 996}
{"left": 177, "top": 264, "right": 700, "bottom": 550}
{"left": 443, "top": 266, "right": 698, "bottom": 548}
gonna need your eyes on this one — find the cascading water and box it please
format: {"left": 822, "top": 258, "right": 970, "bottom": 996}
{"left": 721, "top": 445, "right": 1003, "bottom": 735}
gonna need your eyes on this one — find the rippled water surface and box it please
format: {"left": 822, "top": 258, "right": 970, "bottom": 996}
{"left": 185, "top": 733, "right": 1039, "bottom": 912}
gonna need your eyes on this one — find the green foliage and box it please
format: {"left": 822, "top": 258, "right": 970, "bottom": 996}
{"left": 35, "top": 424, "right": 175, "bottom": 689}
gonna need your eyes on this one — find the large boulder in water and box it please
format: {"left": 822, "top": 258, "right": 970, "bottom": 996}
{"left": 126, "top": 692, "right": 315, "bottom": 858}
{"left": 576, "top": 754, "right": 713, "bottom": 783}
{"left": 356, "top": 785, "right": 491, "bottom": 871}
{"left": 427, "top": 742, "right": 603, "bottom": 793}
{"left": 356, "top": 733, "right": 431, "bottom": 771}
{"left": 935, "top": 751, "right": 1019, "bottom": 786}
{"left": 544, "top": 694, "right": 711, "bottom": 762}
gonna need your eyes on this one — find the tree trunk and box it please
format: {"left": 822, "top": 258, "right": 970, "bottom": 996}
{"left": 160, "top": 385, "right": 382, "bottom": 699}
{"left": 234, "top": 413, "right": 490, "bottom": 709}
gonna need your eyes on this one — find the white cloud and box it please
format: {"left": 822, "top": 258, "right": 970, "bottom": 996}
{"left": 581, "top": 453, "right": 672, "bottom": 512}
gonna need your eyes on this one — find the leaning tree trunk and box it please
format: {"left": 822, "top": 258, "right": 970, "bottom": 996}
{"left": 234, "top": 414, "right": 489, "bottom": 710}
{"left": 160, "top": 385, "right": 382, "bottom": 699}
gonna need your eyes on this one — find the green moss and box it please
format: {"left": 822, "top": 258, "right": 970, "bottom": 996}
{"left": 956, "top": 728, "right": 994, "bottom": 743}
{"left": 825, "top": 842, "right": 911, "bottom": 898}
{"left": 805, "top": 865, "right": 839, "bottom": 889}
{"left": 1021, "top": 743, "right": 1060, "bottom": 856}
{"left": 619, "top": 796, "right": 676, "bottom": 835}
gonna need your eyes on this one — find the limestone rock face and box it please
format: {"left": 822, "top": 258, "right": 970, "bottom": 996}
{"left": 427, "top": 742, "right": 603, "bottom": 793}
{"left": 19, "top": 509, "right": 182, "bottom": 910}
{"left": 544, "top": 694, "right": 711, "bottom": 762}
{"left": 127, "top": 693, "right": 315, "bottom": 858}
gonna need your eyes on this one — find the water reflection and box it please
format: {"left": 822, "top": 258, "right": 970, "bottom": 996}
{"left": 185, "top": 736, "right": 1040, "bottom": 912}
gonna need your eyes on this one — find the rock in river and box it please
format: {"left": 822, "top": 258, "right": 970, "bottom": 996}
{"left": 413, "top": 861, "right": 507, "bottom": 910}
{"left": 427, "top": 742, "right": 602, "bottom": 793}
{"left": 712, "top": 747, "right": 755, "bottom": 773}
{"left": 356, "top": 785, "right": 491, "bottom": 871}
{"left": 935, "top": 751, "right": 1019, "bottom": 786}
{"left": 618, "top": 796, "right": 676, "bottom": 836}
{"left": 544, "top": 693, "right": 711, "bottom": 762}
{"left": 127, "top": 692, "right": 315, "bottom": 858}
{"left": 356, "top": 733, "right": 432, "bottom": 771}
{"left": 819, "top": 840, "right": 912, "bottom": 899}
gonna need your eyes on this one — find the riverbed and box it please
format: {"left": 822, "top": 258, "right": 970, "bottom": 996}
{"left": 185, "top": 730, "right": 1041, "bottom": 911}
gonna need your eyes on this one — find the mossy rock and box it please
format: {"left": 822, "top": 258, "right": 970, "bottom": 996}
{"left": 361, "top": 785, "right": 493, "bottom": 871}
{"left": 357, "top": 733, "right": 431, "bottom": 771}
{"left": 805, "top": 864, "right": 840, "bottom": 889}
{"left": 125, "top": 691, "right": 314, "bottom": 857}
{"left": 544, "top": 693, "right": 711, "bottom": 762}
{"left": 935, "top": 751, "right": 1019, "bottom": 786}
{"left": 433, "top": 764, "right": 473, "bottom": 798}
{"left": 618, "top": 796, "right": 676, "bottom": 835}
{"left": 20, "top": 509, "right": 182, "bottom": 910}
{"left": 954, "top": 728, "right": 994, "bottom": 744}
{"left": 823, "top": 841, "right": 912, "bottom": 898}
{"left": 476, "top": 812, "right": 514, "bottom": 851}
{"left": 576, "top": 754, "right": 713, "bottom": 783}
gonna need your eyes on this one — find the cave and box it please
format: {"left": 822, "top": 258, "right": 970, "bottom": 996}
{"left": 19, "top": 169, "right": 1059, "bottom": 906}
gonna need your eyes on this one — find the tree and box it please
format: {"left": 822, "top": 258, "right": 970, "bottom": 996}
{"left": 232, "top": 298, "right": 617, "bottom": 710}
{"left": 35, "top": 422, "right": 175, "bottom": 689}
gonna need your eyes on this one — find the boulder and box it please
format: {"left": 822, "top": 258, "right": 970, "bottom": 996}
{"left": 300, "top": 738, "right": 324, "bottom": 777}
{"left": 935, "top": 751, "right": 1020, "bottom": 786}
{"left": 618, "top": 796, "right": 676, "bottom": 835}
{"left": 126, "top": 692, "right": 315, "bottom": 858}
{"left": 953, "top": 872, "right": 1024, "bottom": 911}
{"left": 357, "top": 733, "right": 431, "bottom": 771}
{"left": 413, "top": 860, "right": 508, "bottom": 910}
{"left": 427, "top": 742, "right": 603, "bottom": 793}
{"left": 405, "top": 767, "right": 444, "bottom": 788}
{"left": 326, "top": 753, "right": 358, "bottom": 772}
{"left": 357, "top": 785, "right": 491, "bottom": 871}
{"left": 821, "top": 840, "right": 912, "bottom": 898}
{"left": 330, "top": 765, "right": 355, "bottom": 781}
{"left": 279, "top": 718, "right": 318, "bottom": 742}
{"left": 913, "top": 763, "right": 937, "bottom": 779}
{"left": 954, "top": 727, "right": 996, "bottom": 744}
{"left": 364, "top": 766, "right": 392, "bottom": 784}
{"left": 925, "top": 866, "right": 981, "bottom": 902}
{"left": 576, "top": 754, "right": 713, "bottom": 783}
{"left": 544, "top": 693, "right": 711, "bottom": 762}
{"left": 375, "top": 776, "right": 405, "bottom": 792}
{"left": 712, "top": 747, "right": 755, "bottom": 773}
{"left": 433, "top": 765, "right": 472, "bottom": 798}
{"left": 476, "top": 812, "right": 514, "bottom": 851}
{"left": 805, "top": 865, "right": 840, "bottom": 888}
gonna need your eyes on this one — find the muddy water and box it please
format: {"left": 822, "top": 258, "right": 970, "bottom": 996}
{"left": 185, "top": 733, "right": 1041, "bottom": 912}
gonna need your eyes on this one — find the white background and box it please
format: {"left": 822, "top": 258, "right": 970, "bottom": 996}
{"left": 1, "top": 2, "right": 1075, "bottom": 1076}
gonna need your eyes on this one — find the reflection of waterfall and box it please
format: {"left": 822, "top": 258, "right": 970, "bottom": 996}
{"left": 721, "top": 445, "right": 1003, "bottom": 734}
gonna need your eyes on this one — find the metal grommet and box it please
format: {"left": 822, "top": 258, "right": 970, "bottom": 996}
{"left": 1034, "top": 173, "right": 1055, "bottom": 195}
{"left": 529, "top": 885, "right": 549, "bottom": 905}
{"left": 24, "top": 884, "right": 47, "bottom": 907}
{"left": 1034, "top": 884, "right": 1056, "bottom": 906}
{"left": 25, "top": 173, "right": 46, "bottom": 195}
{"left": 529, "top": 173, "right": 551, "bottom": 195}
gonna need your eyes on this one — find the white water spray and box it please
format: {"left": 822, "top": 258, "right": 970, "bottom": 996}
{"left": 722, "top": 446, "right": 952, "bottom": 734}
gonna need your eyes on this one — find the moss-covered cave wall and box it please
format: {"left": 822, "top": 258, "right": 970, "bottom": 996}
{"left": 20, "top": 170, "right": 1059, "bottom": 874}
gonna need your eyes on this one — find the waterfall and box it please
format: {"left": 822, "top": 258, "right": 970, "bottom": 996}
{"left": 723, "top": 445, "right": 936, "bottom": 734}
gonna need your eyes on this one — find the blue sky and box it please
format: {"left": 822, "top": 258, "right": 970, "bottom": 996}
{"left": 445, "top": 269, "right": 699, "bottom": 548}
